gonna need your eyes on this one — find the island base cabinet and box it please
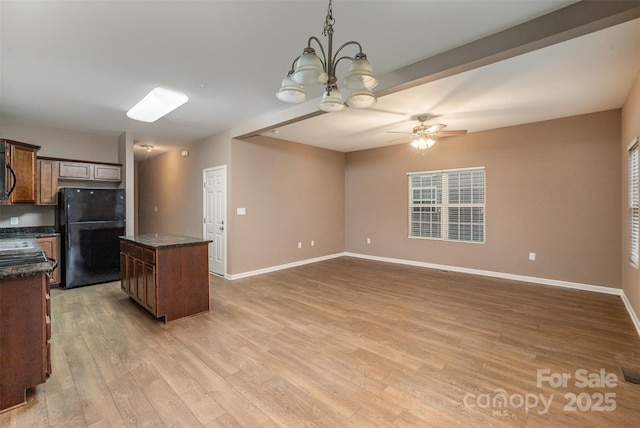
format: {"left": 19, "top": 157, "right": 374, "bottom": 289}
{"left": 0, "top": 274, "right": 50, "bottom": 413}
{"left": 120, "top": 239, "right": 209, "bottom": 323}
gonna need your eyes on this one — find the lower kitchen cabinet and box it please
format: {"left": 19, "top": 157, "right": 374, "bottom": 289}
{"left": 37, "top": 235, "right": 60, "bottom": 286}
{"left": 0, "top": 273, "right": 51, "bottom": 413}
{"left": 119, "top": 235, "right": 209, "bottom": 323}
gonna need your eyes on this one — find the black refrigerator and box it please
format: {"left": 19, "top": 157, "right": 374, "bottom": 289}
{"left": 57, "top": 188, "right": 125, "bottom": 289}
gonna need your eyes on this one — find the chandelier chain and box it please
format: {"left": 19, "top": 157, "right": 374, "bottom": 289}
{"left": 322, "top": 0, "right": 335, "bottom": 37}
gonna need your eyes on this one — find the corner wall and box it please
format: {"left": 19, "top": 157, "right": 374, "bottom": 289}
{"left": 229, "top": 136, "right": 345, "bottom": 275}
{"left": 137, "top": 131, "right": 231, "bottom": 238}
{"left": 345, "top": 110, "right": 622, "bottom": 289}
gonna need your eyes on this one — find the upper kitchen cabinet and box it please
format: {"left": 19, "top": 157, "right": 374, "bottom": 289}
{"left": 58, "top": 160, "right": 121, "bottom": 182}
{"left": 2, "top": 139, "right": 39, "bottom": 205}
{"left": 36, "top": 158, "right": 122, "bottom": 206}
{"left": 37, "top": 158, "right": 59, "bottom": 205}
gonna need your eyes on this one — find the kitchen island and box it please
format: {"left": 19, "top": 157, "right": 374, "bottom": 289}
{"left": 119, "top": 234, "right": 211, "bottom": 323}
{"left": 0, "top": 238, "right": 55, "bottom": 413}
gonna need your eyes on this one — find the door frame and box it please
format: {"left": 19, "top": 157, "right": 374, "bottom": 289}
{"left": 203, "top": 165, "right": 228, "bottom": 278}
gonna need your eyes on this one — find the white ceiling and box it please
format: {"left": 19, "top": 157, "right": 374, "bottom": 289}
{"left": 1, "top": 1, "right": 639, "bottom": 158}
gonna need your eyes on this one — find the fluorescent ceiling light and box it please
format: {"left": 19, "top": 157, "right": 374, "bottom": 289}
{"left": 126, "top": 87, "right": 188, "bottom": 122}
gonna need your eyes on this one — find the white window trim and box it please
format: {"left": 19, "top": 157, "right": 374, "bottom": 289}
{"left": 407, "top": 166, "right": 486, "bottom": 243}
{"left": 629, "top": 137, "right": 639, "bottom": 269}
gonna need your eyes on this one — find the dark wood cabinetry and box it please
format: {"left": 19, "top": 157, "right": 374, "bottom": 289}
{"left": 0, "top": 273, "right": 51, "bottom": 413}
{"left": 120, "top": 236, "right": 209, "bottom": 323}
{"left": 120, "top": 244, "right": 157, "bottom": 313}
{"left": 2, "top": 140, "right": 39, "bottom": 204}
{"left": 35, "top": 157, "right": 122, "bottom": 205}
{"left": 37, "top": 236, "right": 61, "bottom": 286}
{"left": 58, "top": 160, "right": 121, "bottom": 182}
{"left": 37, "top": 158, "right": 59, "bottom": 205}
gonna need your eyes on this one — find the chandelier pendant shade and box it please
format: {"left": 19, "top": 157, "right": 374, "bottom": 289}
{"left": 276, "top": 74, "right": 307, "bottom": 103}
{"left": 276, "top": 0, "right": 378, "bottom": 112}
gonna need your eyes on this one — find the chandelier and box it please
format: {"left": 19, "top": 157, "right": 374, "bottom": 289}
{"left": 276, "top": 0, "right": 378, "bottom": 112}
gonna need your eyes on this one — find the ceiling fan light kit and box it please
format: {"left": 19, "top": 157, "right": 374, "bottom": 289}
{"left": 276, "top": 0, "right": 378, "bottom": 112}
{"left": 410, "top": 136, "right": 436, "bottom": 150}
{"left": 388, "top": 115, "right": 468, "bottom": 152}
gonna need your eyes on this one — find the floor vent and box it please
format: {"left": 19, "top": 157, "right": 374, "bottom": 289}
{"left": 622, "top": 367, "right": 640, "bottom": 385}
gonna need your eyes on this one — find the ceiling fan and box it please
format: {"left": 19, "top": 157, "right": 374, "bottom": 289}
{"left": 388, "top": 115, "right": 467, "bottom": 150}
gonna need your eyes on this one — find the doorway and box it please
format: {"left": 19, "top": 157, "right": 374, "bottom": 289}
{"left": 203, "top": 166, "right": 227, "bottom": 276}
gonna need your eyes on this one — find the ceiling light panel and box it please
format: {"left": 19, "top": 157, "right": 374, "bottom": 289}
{"left": 126, "top": 87, "right": 188, "bottom": 122}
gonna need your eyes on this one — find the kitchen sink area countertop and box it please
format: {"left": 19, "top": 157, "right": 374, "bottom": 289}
{"left": 0, "top": 226, "right": 59, "bottom": 239}
{"left": 0, "top": 238, "right": 54, "bottom": 279}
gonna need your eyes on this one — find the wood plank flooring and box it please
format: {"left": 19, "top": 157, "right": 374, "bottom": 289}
{"left": 2, "top": 257, "right": 639, "bottom": 427}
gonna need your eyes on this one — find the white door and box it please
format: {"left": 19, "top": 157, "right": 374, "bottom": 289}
{"left": 203, "top": 166, "right": 226, "bottom": 276}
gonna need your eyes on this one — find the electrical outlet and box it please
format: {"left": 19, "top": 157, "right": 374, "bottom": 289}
{"left": 10, "top": 217, "right": 19, "bottom": 225}
{"left": 297, "top": 242, "right": 302, "bottom": 249}
{"left": 529, "top": 252, "right": 536, "bottom": 261}
{"left": 366, "top": 238, "right": 371, "bottom": 244}
{"left": 311, "top": 240, "right": 315, "bottom": 247}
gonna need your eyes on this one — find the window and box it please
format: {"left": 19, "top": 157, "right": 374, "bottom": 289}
{"left": 629, "top": 139, "right": 639, "bottom": 267}
{"left": 409, "top": 167, "right": 485, "bottom": 242}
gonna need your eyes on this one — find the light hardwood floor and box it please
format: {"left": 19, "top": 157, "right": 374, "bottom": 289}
{"left": 2, "top": 257, "right": 639, "bottom": 427}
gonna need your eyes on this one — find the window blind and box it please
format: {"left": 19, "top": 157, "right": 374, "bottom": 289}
{"left": 629, "top": 141, "right": 639, "bottom": 266}
{"left": 408, "top": 167, "right": 485, "bottom": 243}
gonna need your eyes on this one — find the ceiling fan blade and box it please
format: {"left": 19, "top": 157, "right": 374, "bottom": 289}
{"left": 433, "top": 130, "right": 468, "bottom": 137}
{"left": 426, "top": 124, "right": 446, "bottom": 132}
{"left": 387, "top": 136, "right": 408, "bottom": 143}
{"left": 386, "top": 131, "right": 412, "bottom": 135}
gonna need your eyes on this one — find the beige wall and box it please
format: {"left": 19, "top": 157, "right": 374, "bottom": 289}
{"left": 622, "top": 71, "right": 640, "bottom": 321}
{"left": 229, "top": 136, "right": 345, "bottom": 274}
{"left": 0, "top": 116, "right": 122, "bottom": 228}
{"left": 137, "top": 131, "right": 231, "bottom": 238}
{"left": 345, "top": 110, "right": 622, "bottom": 289}
{"left": 1, "top": 116, "right": 119, "bottom": 162}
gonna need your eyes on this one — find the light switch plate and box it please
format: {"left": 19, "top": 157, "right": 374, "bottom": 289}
{"left": 237, "top": 207, "right": 246, "bottom": 215}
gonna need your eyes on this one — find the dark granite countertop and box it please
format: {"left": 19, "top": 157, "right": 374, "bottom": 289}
{"left": 0, "top": 226, "right": 59, "bottom": 239}
{"left": 0, "top": 237, "right": 55, "bottom": 279}
{"left": 120, "top": 233, "right": 211, "bottom": 249}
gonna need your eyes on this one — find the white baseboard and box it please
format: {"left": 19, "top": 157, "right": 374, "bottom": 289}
{"left": 227, "top": 253, "right": 344, "bottom": 280}
{"left": 621, "top": 291, "right": 640, "bottom": 337}
{"left": 228, "top": 251, "right": 640, "bottom": 337}
{"left": 344, "top": 252, "right": 622, "bottom": 295}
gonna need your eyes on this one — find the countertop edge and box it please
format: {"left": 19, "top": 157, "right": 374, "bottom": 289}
{"left": 120, "top": 234, "right": 211, "bottom": 249}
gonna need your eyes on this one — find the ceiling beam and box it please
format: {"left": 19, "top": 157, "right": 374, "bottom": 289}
{"left": 232, "top": 0, "right": 640, "bottom": 140}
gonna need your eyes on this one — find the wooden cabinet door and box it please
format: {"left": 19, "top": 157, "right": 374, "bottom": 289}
{"left": 58, "top": 161, "right": 91, "bottom": 179}
{"left": 119, "top": 252, "right": 128, "bottom": 292}
{"left": 37, "top": 159, "right": 59, "bottom": 205}
{"left": 37, "top": 236, "right": 60, "bottom": 286}
{"left": 135, "top": 258, "right": 145, "bottom": 302}
{"left": 94, "top": 164, "right": 121, "bottom": 181}
{"left": 128, "top": 255, "right": 137, "bottom": 297}
{"left": 7, "top": 143, "right": 37, "bottom": 204}
{"left": 144, "top": 262, "right": 156, "bottom": 312}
